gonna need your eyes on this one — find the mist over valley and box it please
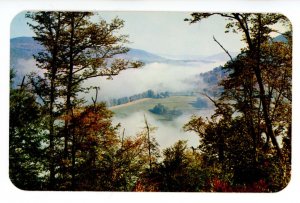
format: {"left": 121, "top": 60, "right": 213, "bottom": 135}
{"left": 10, "top": 36, "right": 228, "bottom": 149}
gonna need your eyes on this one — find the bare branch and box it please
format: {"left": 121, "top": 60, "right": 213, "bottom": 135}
{"left": 144, "top": 114, "right": 152, "bottom": 171}
{"left": 213, "top": 36, "right": 234, "bottom": 62}
{"left": 91, "top": 86, "right": 100, "bottom": 106}
{"left": 201, "top": 92, "right": 219, "bottom": 108}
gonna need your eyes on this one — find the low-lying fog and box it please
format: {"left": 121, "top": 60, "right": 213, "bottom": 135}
{"left": 83, "top": 61, "right": 225, "bottom": 101}
{"left": 112, "top": 109, "right": 214, "bottom": 150}
{"left": 83, "top": 61, "right": 223, "bottom": 149}
{"left": 16, "top": 58, "right": 224, "bottom": 149}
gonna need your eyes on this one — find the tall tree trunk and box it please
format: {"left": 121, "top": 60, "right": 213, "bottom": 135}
{"left": 67, "top": 13, "right": 76, "bottom": 190}
{"left": 49, "top": 78, "right": 55, "bottom": 189}
{"left": 236, "top": 13, "right": 282, "bottom": 158}
{"left": 246, "top": 79, "right": 258, "bottom": 163}
{"left": 252, "top": 14, "right": 282, "bottom": 158}
{"left": 48, "top": 14, "right": 61, "bottom": 188}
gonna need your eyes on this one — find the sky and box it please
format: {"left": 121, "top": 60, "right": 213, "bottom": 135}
{"left": 10, "top": 11, "right": 245, "bottom": 56}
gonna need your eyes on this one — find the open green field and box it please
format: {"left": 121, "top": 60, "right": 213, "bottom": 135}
{"left": 110, "top": 96, "right": 205, "bottom": 120}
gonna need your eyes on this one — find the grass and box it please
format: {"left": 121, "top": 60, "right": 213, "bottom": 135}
{"left": 110, "top": 96, "right": 204, "bottom": 119}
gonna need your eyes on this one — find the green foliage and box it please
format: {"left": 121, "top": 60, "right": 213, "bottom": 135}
{"left": 136, "top": 140, "right": 209, "bottom": 192}
{"left": 158, "top": 140, "right": 207, "bottom": 191}
{"left": 9, "top": 74, "right": 46, "bottom": 190}
{"left": 149, "top": 103, "right": 183, "bottom": 120}
{"left": 108, "top": 89, "right": 170, "bottom": 107}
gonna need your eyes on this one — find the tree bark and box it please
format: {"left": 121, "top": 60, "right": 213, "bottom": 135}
{"left": 252, "top": 14, "right": 282, "bottom": 158}
{"left": 48, "top": 13, "right": 61, "bottom": 189}
{"left": 67, "top": 13, "right": 76, "bottom": 190}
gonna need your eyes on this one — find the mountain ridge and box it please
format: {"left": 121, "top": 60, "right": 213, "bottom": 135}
{"left": 10, "top": 36, "right": 233, "bottom": 65}
{"left": 10, "top": 37, "right": 232, "bottom": 86}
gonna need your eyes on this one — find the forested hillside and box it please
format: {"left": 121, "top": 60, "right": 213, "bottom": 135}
{"left": 10, "top": 12, "right": 291, "bottom": 192}
{"left": 107, "top": 89, "right": 170, "bottom": 107}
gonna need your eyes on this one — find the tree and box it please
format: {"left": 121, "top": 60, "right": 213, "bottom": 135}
{"left": 186, "top": 13, "right": 291, "bottom": 158}
{"left": 185, "top": 13, "right": 292, "bottom": 191}
{"left": 9, "top": 71, "right": 46, "bottom": 190}
{"left": 219, "top": 37, "right": 292, "bottom": 161}
{"left": 66, "top": 103, "right": 119, "bottom": 190}
{"left": 139, "top": 140, "right": 208, "bottom": 192}
{"left": 26, "top": 12, "right": 67, "bottom": 189}
{"left": 69, "top": 105, "right": 160, "bottom": 191}
{"left": 121, "top": 127, "right": 160, "bottom": 191}
{"left": 149, "top": 103, "right": 183, "bottom": 120}
{"left": 26, "top": 11, "right": 143, "bottom": 190}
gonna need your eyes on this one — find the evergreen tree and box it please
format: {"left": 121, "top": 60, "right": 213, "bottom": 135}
{"left": 9, "top": 71, "right": 46, "bottom": 190}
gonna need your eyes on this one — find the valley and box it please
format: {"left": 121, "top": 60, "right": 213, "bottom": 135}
{"left": 109, "top": 95, "right": 214, "bottom": 149}
{"left": 110, "top": 95, "right": 210, "bottom": 119}
{"left": 10, "top": 36, "right": 224, "bottom": 149}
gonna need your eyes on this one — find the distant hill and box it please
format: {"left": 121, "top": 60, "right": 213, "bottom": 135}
{"left": 10, "top": 37, "right": 43, "bottom": 51}
{"left": 117, "top": 48, "right": 170, "bottom": 64}
{"left": 203, "top": 52, "right": 238, "bottom": 63}
{"left": 273, "top": 35, "right": 287, "bottom": 43}
{"left": 10, "top": 37, "right": 44, "bottom": 68}
{"left": 10, "top": 37, "right": 170, "bottom": 66}
{"left": 10, "top": 36, "right": 232, "bottom": 68}
{"left": 10, "top": 37, "right": 172, "bottom": 85}
{"left": 160, "top": 52, "right": 238, "bottom": 63}
{"left": 198, "top": 66, "right": 227, "bottom": 97}
{"left": 10, "top": 36, "right": 231, "bottom": 87}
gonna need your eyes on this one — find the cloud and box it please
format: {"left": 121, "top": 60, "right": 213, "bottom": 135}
{"left": 81, "top": 61, "right": 225, "bottom": 103}
{"left": 15, "top": 58, "right": 38, "bottom": 76}
{"left": 13, "top": 58, "right": 219, "bottom": 150}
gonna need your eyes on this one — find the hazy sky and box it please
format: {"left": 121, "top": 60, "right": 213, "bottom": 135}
{"left": 10, "top": 11, "right": 245, "bottom": 56}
